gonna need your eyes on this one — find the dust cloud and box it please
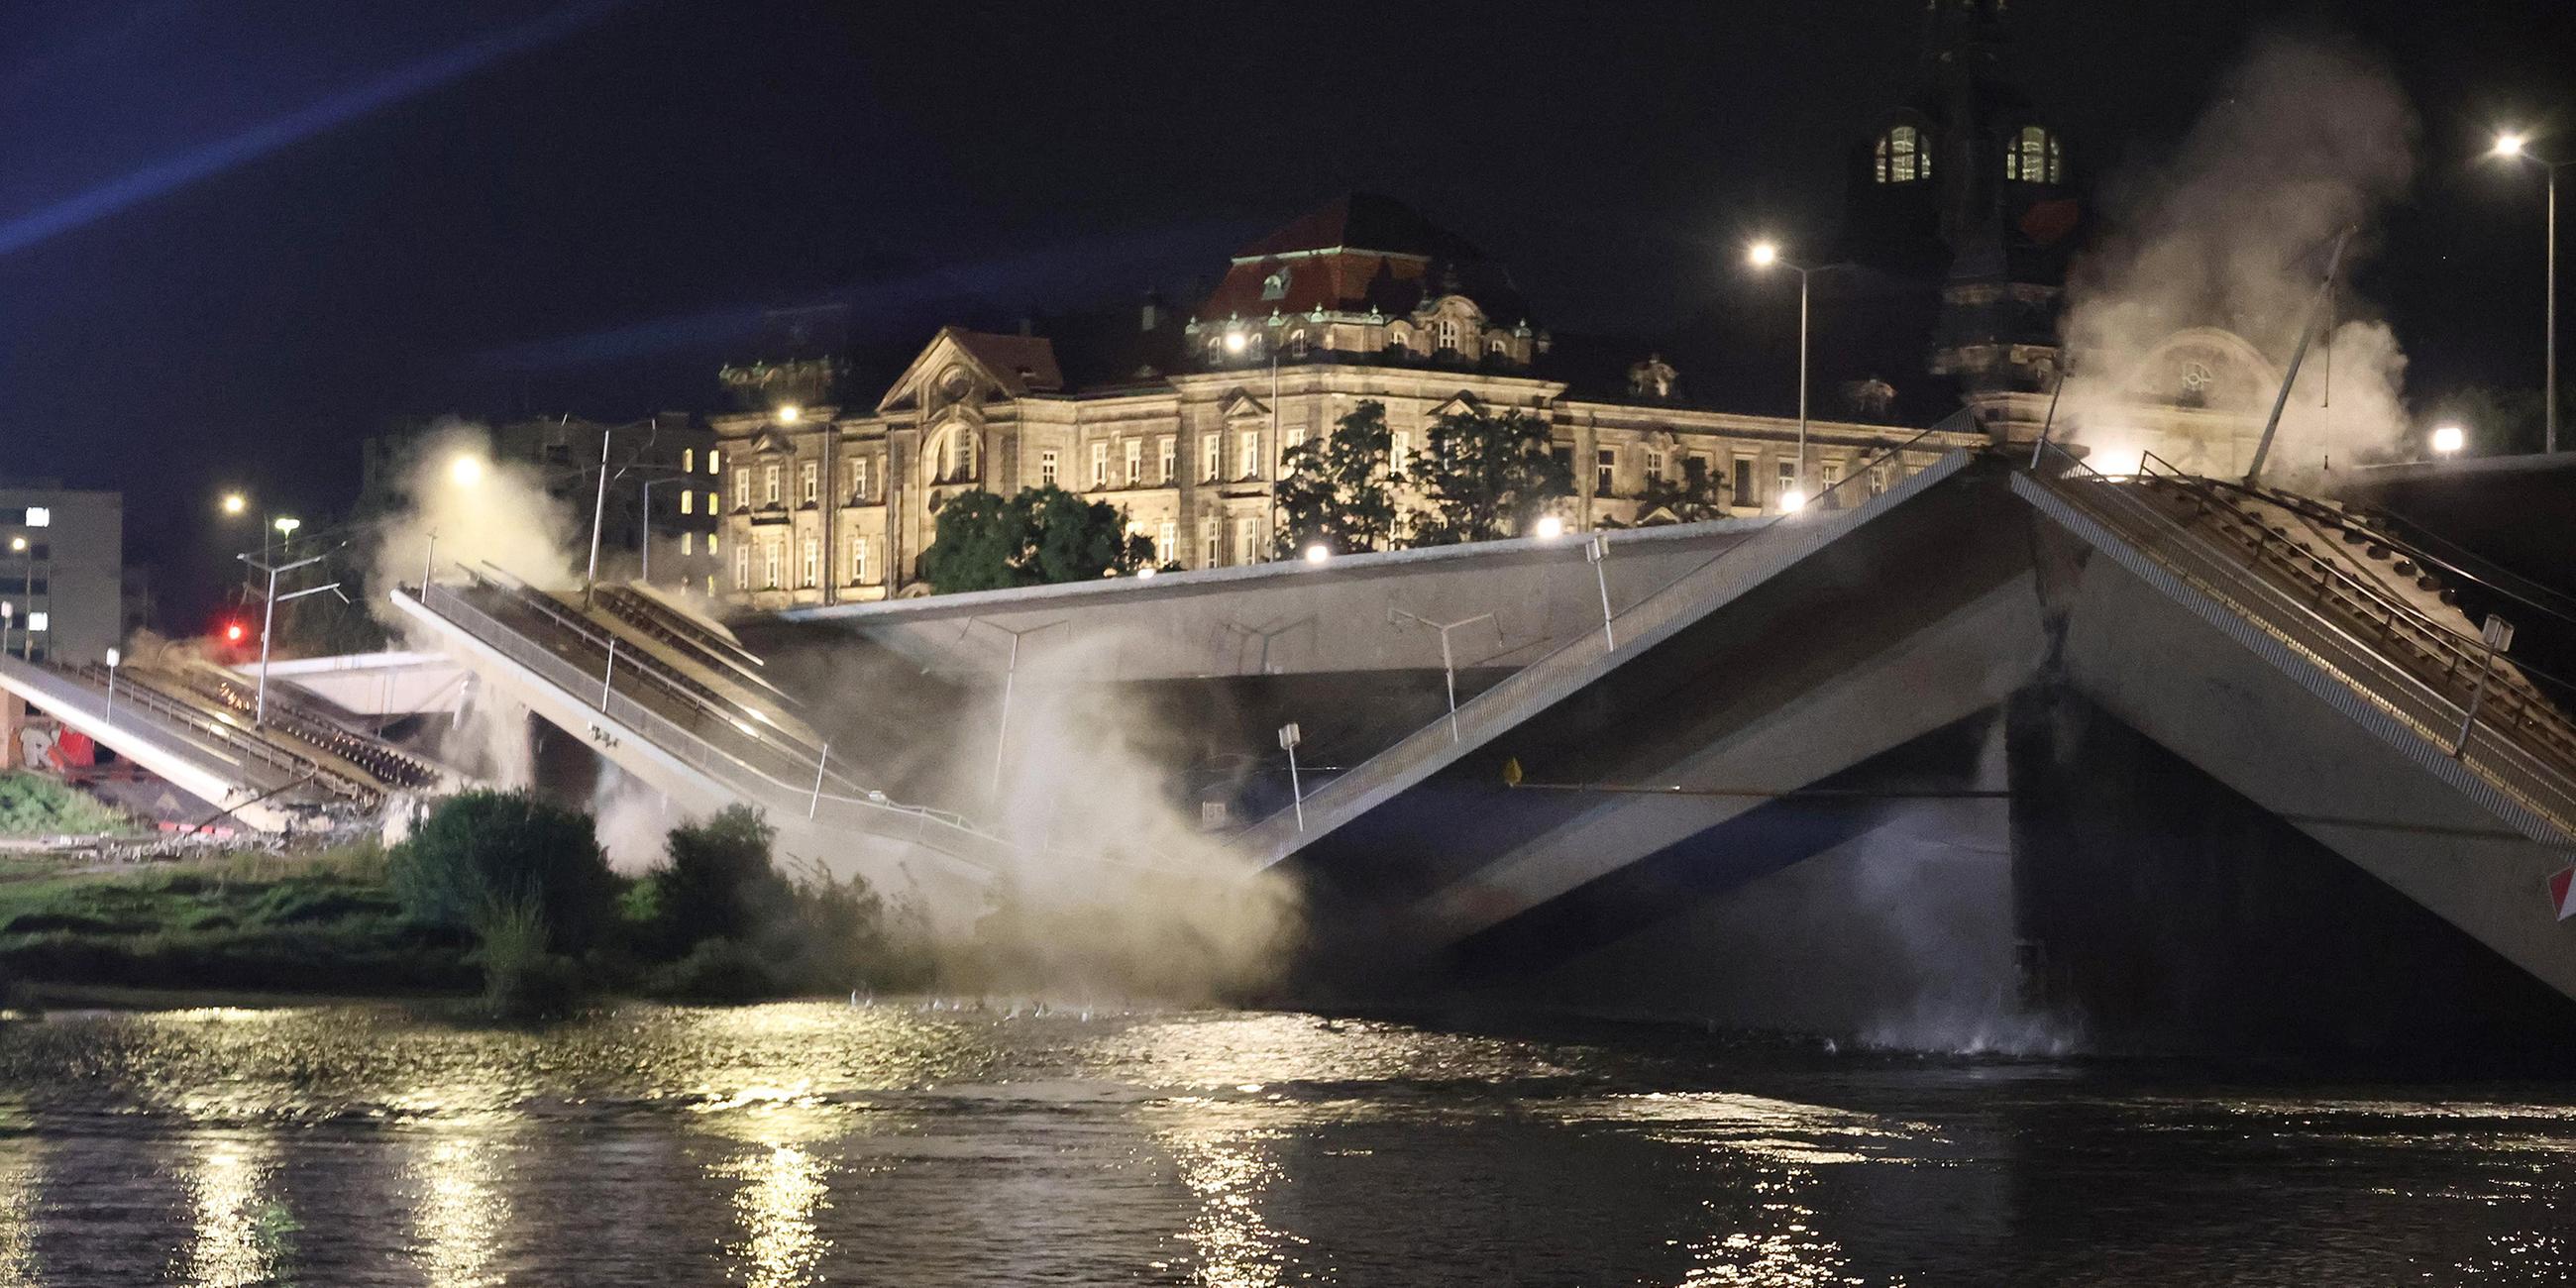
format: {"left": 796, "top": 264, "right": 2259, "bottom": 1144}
{"left": 2058, "top": 33, "right": 2419, "bottom": 483}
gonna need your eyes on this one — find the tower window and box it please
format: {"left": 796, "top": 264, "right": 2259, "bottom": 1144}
{"left": 1876, "top": 125, "right": 1929, "bottom": 184}
{"left": 2007, "top": 126, "right": 2063, "bottom": 183}
{"left": 1262, "top": 269, "right": 1290, "bottom": 301}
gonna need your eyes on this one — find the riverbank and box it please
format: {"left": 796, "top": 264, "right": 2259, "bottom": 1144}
{"left": 0, "top": 845, "right": 479, "bottom": 997}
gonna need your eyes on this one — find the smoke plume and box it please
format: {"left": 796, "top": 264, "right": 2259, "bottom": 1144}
{"left": 2058, "top": 33, "right": 2419, "bottom": 482}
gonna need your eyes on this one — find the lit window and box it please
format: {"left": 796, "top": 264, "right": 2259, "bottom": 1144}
{"left": 682, "top": 448, "right": 694, "bottom": 472}
{"left": 2007, "top": 126, "right": 2062, "bottom": 183}
{"left": 800, "top": 462, "right": 817, "bottom": 504}
{"left": 1489, "top": 337, "right": 1507, "bottom": 355}
{"left": 802, "top": 538, "right": 819, "bottom": 588}
{"left": 1876, "top": 125, "right": 1927, "bottom": 183}
{"left": 1287, "top": 329, "right": 1309, "bottom": 357}
{"left": 1039, "top": 450, "right": 1059, "bottom": 488}
{"left": 704, "top": 491, "right": 716, "bottom": 515}
{"left": 1645, "top": 450, "right": 1664, "bottom": 482}
{"left": 707, "top": 450, "right": 721, "bottom": 475}
{"left": 682, "top": 531, "right": 694, "bottom": 556}
{"left": 707, "top": 533, "right": 717, "bottom": 555}
{"left": 762, "top": 465, "right": 780, "bottom": 505}
{"left": 26, "top": 611, "right": 46, "bottom": 633}
{"left": 1238, "top": 430, "right": 1261, "bottom": 480}
{"left": 1158, "top": 436, "right": 1176, "bottom": 483}
{"left": 23, "top": 508, "right": 48, "bottom": 528}
{"left": 1436, "top": 319, "right": 1459, "bottom": 351}
{"left": 1202, "top": 434, "right": 1221, "bottom": 482}
{"left": 1091, "top": 442, "right": 1109, "bottom": 488}
{"left": 1125, "top": 438, "right": 1143, "bottom": 485}
{"left": 680, "top": 490, "right": 693, "bottom": 515}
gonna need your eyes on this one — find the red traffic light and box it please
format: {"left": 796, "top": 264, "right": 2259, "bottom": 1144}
{"left": 223, "top": 622, "right": 246, "bottom": 644}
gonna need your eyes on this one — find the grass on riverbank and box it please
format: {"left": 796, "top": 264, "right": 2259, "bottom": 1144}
{"left": 0, "top": 844, "right": 477, "bottom": 996}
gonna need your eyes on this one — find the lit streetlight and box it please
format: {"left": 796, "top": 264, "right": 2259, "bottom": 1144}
{"left": 1303, "top": 543, "right": 1330, "bottom": 565}
{"left": 2432, "top": 423, "right": 2466, "bottom": 456}
{"left": 220, "top": 492, "right": 247, "bottom": 516}
{"left": 1532, "top": 514, "right": 1566, "bottom": 541}
{"left": 1747, "top": 241, "right": 1854, "bottom": 511}
{"left": 103, "top": 647, "right": 120, "bottom": 724}
{"left": 777, "top": 404, "right": 802, "bottom": 424}
{"left": 7, "top": 535, "right": 30, "bottom": 661}
{"left": 2493, "top": 129, "right": 2571, "bottom": 453}
{"left": 449, "top": 453, "right": 485, "bottom": 487}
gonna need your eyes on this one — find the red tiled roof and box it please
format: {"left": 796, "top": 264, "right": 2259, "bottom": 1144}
{"left": 949, "top": 330, "right": 1064, "bottom": 394}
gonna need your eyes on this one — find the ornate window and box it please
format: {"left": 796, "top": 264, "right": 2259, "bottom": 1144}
{"left": 2006, "top": 126, "right": 2062, "bottom": 183}
{"left": 1436, "top": 319, "right": 1459, "bottom": 351}
{"left": 1876, "top": 125, "right": 1928, "bottom": 183}
{"left": 799, "top": 461, "right": 817, "bottom": 504}
{"left": 1262, "top": 269, "right": 1290, "bottom": 301}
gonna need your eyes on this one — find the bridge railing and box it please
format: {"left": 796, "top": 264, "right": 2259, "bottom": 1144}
{"left": 1234, "top": 429, "right": 1979, "bottom": 863}
{"left": 66, "top": 662, "right": 371, "bottom": 802}
{"left": 2019, "top": 445, "right": 2576, "bottom": 840}
{"left": 407, "top": 579, "right": 1020, "bottom": 874}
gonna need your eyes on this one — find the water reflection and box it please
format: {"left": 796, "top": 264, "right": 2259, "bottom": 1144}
{"left": 407, "top": 1117, "right": 513, "bottom": 1288}
{"left": 177, "top": 1129, "right": 292, "bottom": 1288}
{"left": 702, "top": 1090, "right": 844, "bottom": 1288}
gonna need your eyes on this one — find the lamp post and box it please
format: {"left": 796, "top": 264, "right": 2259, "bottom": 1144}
{"left": 2432, "top": 423, "right": 2466, "bottom": 458}
{"left": 103, "top": 647, "right": 120, "bottom": 725}
{"left": 1747, "top": 243, "right": 1854, "bottom": 511}
{"left": 2494, "top": 132, "right": 2570, "bottom": 453}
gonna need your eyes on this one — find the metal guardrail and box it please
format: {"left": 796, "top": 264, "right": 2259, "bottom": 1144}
{"left": 2019, "top": 445, "right": 2576, "bottom": 842}
{"left": 66, "top": 662, "right": 368, "bottom": 800}
{"left": 1234, "top": 432, "right": 1978, "bottom": 864}
{"left": 407, "top": 580, "right": 1017, "bottom": 875}
{"left": 2124, "top": 457, "right": 2576, "bottom": 765}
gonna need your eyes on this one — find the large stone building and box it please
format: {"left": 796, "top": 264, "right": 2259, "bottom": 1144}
{"left": 0, "top": 483, "right": 122, "bottom": 665}
{"left": 712, "top": 194, "right": 1983, "bottom": 607}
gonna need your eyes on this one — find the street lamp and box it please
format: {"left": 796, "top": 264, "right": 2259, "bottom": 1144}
{"left": 1747, "top": 241, "right": 1852, "bottom": 512}
{"left": 2493, "top": 129, "right": 2570, "bottom": 453}
{"left": 1303, "top": 543, "right": 1330, "bottom": 565}
{"left": 220, "top": 492, "right": 247, "bottom": 516}
{"left": 103, "top": 647, "right": 120, "bottom": 724}
{"left": 1533, "top": 514, "right": 1566, "bottom": 541}
{"left": 2433, "top": 423, "right": 2466, "bottom": 456}
{"left": 449, "top": 454, "right": 485, "bottom": 487}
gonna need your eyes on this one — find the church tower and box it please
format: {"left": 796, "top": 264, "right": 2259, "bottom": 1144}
{"left": 1843, "top": 0, "right": 2082, "bottom": 441}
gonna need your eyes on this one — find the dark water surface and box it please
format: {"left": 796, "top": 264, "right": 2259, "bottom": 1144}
{"left": 0, "top": 1002, "right": 2567, "bottom": 1285}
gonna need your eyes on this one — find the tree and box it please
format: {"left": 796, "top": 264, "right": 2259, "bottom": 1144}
{"left": 1410, "top": 406, "right": 1574, "bottom": 545}
{"left": 645, "top": 805, "right": 791, "bottom": 951}
{"left": 1633, "top": 461, "right": 1732, "bottom": 525}
{"left": 1272, "top": 399, "right": 1402, "bottom": 557}
{"left": 389, "top": 790, "right": 618, "bottom": 954}
{"left": 918, "top": 485, "right": 1153, "bottom": 592}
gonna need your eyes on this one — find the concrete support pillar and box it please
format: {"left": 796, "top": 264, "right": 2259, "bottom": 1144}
{"left": 1, "top": 691, "right": 25, "bottom": 770}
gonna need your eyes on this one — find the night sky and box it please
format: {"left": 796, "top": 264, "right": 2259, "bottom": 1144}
{"left": 6, "top": 0, "right": 2576, "bottom": 629}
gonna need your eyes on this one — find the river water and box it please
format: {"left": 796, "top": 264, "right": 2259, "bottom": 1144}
{"left": 0, "top": 1002, "right": 2566, "bottom": 1285}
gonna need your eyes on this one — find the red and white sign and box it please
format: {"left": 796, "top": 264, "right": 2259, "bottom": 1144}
{"left": 2552, "top": 867, "right": 2576, "bottom": 922}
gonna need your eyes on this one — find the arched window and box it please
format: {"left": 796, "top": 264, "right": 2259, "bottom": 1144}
{"left": 1436, "top": 319, "right": 1459, "bottom": 351}
{"left": 1876, "top": 125, "right": 1928, "bottom": 184}
{"left": 1286, "top": 329, "right": 1309, "bottom": 357}
{"left": 2007, "top": 126, "right": 2062, "bottom": 183}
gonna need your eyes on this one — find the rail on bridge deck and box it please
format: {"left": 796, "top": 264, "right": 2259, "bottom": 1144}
{"left": 0, "top": 651, "right": 448, "bottom": 832}
{"left": 388, "top": 568, "right": 1030, "bottom": 908}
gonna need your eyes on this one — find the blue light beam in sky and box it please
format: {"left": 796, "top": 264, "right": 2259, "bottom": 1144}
{"left": 0, "top": 0, "right": 625, "bottom": 258}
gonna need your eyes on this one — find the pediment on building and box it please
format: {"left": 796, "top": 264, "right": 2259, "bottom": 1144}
{"left": 744, "top": 428, "right": 798, "bottom": 456}
{"left": 2115, "top": 327, "right": 2282, "bottom": 412}
{"left": 1218, "top": 387, "right": 1272, "bottom": 419}
{"left": 1427, "top": 389, "right": 1488, "bottom": 420}
{"left": 876, "top": 326, "right": 1065, "bottom": 416}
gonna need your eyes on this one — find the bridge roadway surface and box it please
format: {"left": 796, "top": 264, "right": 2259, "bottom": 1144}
{"left": 388, "top": 447, "right": 2576, "bottom": 1027}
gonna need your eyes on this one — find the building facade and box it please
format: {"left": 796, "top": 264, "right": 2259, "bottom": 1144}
{"left": 0, "top": 483, "right": 122, "bottom": 665}
{"left": 711, "top": 197, "right": 1984, "bottom": 608}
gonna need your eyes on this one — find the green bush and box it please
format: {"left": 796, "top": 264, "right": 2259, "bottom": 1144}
{"left": 389, "top": 791, "right": 617, "bottom": 954}
{"left": 470, "top": 894, "right": 582, "bottom": 1018}
{"left": 625, "top": 805, "right": 903, "bottom": 998}
{"left": 644, "top": 805, "right": 790, "bottom": 952}
{"left": 0, "top": 773, "right": 127, "bottom": 836}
